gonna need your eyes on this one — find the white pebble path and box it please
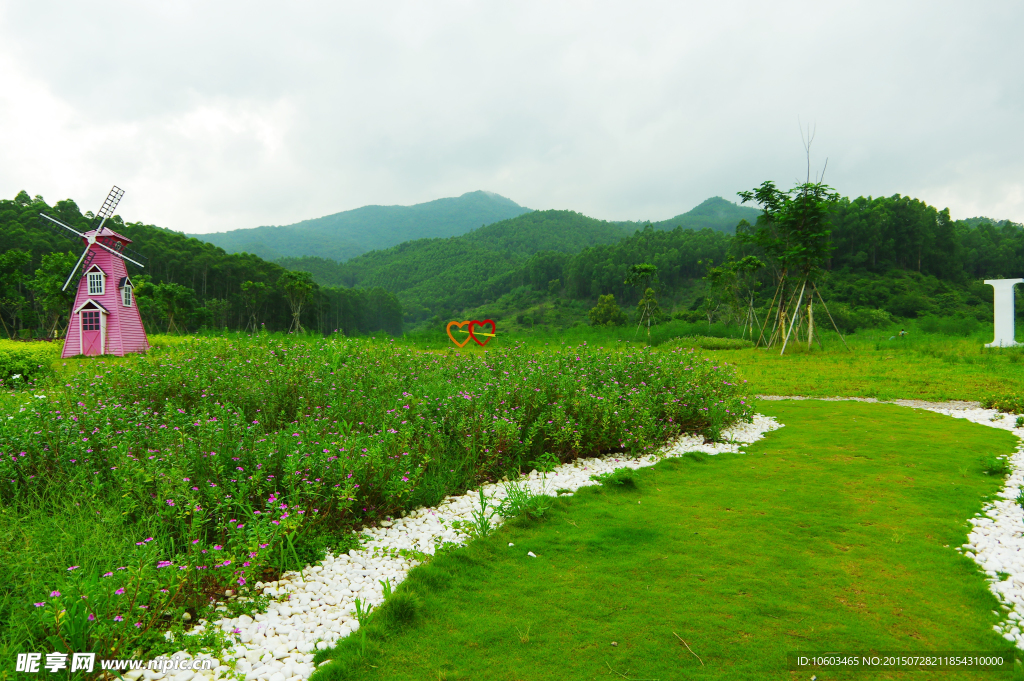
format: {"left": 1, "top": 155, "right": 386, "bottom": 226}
{"left": 129, "top": 415, "right": 781, "bottom": 681}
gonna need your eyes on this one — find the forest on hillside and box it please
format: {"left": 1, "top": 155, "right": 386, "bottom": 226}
{"left": 282, "top": 192, "right": 1024, "bottom": 333}
{"left": 0, "top": 191, "right": 402, "bottom": 339}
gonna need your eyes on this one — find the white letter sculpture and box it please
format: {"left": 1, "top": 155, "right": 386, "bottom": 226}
{"left": 984, "top": 278, "right": 1023, "bottom": 348}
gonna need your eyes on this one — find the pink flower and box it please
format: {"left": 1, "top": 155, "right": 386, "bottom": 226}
{"left": 115, "top": 588, "right": 125, "bottom": 595}
{"left": 33, "top": 602, "right": 45, "bottom": 608}
{"left": 102, "top": 572, "right": 113, "bottom": 577}
{"left": 49, "top": 591, "right": 60, "bottom": 597}
{"left": 67, "top": 565, "right": 80, "bottom": 571}
{"left": 88, "top": 613, "right": 95, "bottom": 621}
{"left": 213, "top": 545, "right": 223, "bottom": 551}
{"left": 113, "top": 615, "right": 124, "bottom": 622}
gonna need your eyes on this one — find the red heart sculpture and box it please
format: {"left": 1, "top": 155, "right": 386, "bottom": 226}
{"left": 469, "top": 319, "right": 496, "bottom": 346}
{"left": 446, "top": 320, "right": 472, "bottom": 347}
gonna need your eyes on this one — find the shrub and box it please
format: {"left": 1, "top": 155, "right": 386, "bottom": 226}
{"left": 981, "top": 394, "right": 1024, "bottom": 414}
{"left": 0, "top": 339, "right": 60, "bottom": 383}
{"left": 982, "top": 455, "right": 1011, "bottom": 477}
{"left": 588, "top": 294, "right": 627, "bottom": 327}
{"left": 590, "top": 467, "right": 639, "bottom": 489}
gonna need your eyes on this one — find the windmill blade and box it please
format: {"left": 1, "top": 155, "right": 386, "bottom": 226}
{"left": 97, "top": 186, "right": 124, "bottom": 219}
{"left": 39, "top": 213, "right": 86, "bottom": 239}
{"left": 95, "top": 186, "right": 125, "bottom": 232}
{"left": 96, "top": 235, "right": 149, "bottom": 265}
{"left": 95, "top": 240, "right": 145, "bottom": 268}
{"left": 63, "top": 246, "right": 92, "bottom": 291}
{"left": 122, "top": 244, "right": 149, "bottom": 264}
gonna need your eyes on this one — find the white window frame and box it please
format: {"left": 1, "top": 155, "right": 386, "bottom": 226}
{"left": 122, "top": 284, "right": 133, "bottom": 307}
{"left": 87, "top": 271, "right": 105, "bottom": 296}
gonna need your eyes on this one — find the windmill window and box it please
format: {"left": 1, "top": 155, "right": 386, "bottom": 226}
{"left": 82, "top": 310, "right": 100, "bottom": 331}
{"left": 87, "top": 271, "right": 105, "bottom": 295}
{"left": 122, "top": 285, "right": 133, "bottom": 307}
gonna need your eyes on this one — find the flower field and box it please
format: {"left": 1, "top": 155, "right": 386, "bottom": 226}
{"left": 0, "top": 335, "right": 753, "bottom": 667}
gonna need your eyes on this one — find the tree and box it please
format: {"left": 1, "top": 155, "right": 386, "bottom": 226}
{"left": 278, "top": 270, "right": 316, "bottom": 334}
{"left": 240, "top": 281, "right": 269, "bottom": 333}
{"left": 624, "top": 263, "right": 659, "bottom": 340}
{"left": 701, "top": 255, "right": 765, "bottom": 334}
{"left": 29, "top": 251, "right": 78, "bottom": 338}
{"left": 152, "top": 283, "right": 197, "bottom": 333}
{"left": 0, "top": 249, "right": 31, "bottom": 338}
{"left": 635, "top": 289, "right": 662, "bottom": 331}
{"left": 588, "top": 294, "right": 627, "bottom": 327}
{"left": 737, "top": 180, "right": 840, "bottom": 285}
{"left": 738, "top": 180, "right": 842, "bottom": 351}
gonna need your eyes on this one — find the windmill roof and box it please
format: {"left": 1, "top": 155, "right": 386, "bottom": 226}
{"left": 74, "top": 299, "right": 109, "bottom": 314}
{"left": 85, "top": 226, "right": 132, "bottom": 243}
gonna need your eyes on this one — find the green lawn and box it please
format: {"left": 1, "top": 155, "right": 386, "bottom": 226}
{"left": 313, "top": 401, "right": 1020, "bottom": 680}
{"left": 720, "top": 336, "right": 1024, "bottom": 403}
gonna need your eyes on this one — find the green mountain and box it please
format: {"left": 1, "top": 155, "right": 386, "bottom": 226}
{"left": 278, "top": 210, "right": 630, "bottom": 320}
{"left": 619, "top": 196, "right": 761, "bottom": 234}
{"left": 189, "top": 190, "right": 532, "bottom": 262}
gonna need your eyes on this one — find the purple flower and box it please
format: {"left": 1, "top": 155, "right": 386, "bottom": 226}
{"left": 67, "top": 565, "right": 80, "bottom": 571}
{"left": 237, "top": 577, "right": 246, "bottom": 586}
{"left": 49, "top": 591, "right": 60, "bottom": 597}
{"left": 134, "top": 622, "right": 143, "bottom": 628}
{"left": 213, "top": 545, "right": 223, "bottom": 551}
{"left": 102, "top": 572, "right": 113, "bottom": 577}
{"left": 33, "top": 602, "right": 45, "bottom": 608}
{"left": 157, "top": 561, "right": 173, "bottom": 569}
{"left": 166, "top": 499, "right": 175, "bottom": 507}
{"left": 88, "top": 613, "right": 95, "bottom": 621}
{"left": 115, "top": 588, "right": 125, "bottom": 595}
{"left": 113, "top": 615, "right": 124, "bottom": 622}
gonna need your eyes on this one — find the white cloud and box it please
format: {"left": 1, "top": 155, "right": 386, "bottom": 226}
{"left": 1, "top": 0, "right": 1022, "bottom": 232}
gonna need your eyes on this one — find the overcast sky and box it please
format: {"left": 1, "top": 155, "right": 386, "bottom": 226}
{"left": 1, "top": 1, "right": 1021, "bottom": 234}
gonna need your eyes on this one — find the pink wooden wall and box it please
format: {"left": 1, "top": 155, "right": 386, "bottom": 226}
{"left": 61, "top": 229, "right": 150, "bottom": 358}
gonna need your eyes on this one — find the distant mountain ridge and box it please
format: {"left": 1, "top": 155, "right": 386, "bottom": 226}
{"left": 189, "top": 190, "right": 532, "bottom": 262}
{"left": 617, "top": 196, "right": 761, "bottom": 234}
{"left": 277, "top": 209, "right": 629, "bottom": 292}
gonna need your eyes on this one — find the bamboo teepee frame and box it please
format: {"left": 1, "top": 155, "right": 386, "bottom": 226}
{"left": 754, "top": 274, "right": 850, "bottom": 354}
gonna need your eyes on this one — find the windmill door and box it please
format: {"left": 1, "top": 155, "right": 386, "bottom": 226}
{"left": 81, "top": 309, "right": 103, "bottom": 355}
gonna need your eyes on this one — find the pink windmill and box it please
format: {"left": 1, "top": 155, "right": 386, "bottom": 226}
{"left": 39, "top": 186, "right": 150, "bottom": 357}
